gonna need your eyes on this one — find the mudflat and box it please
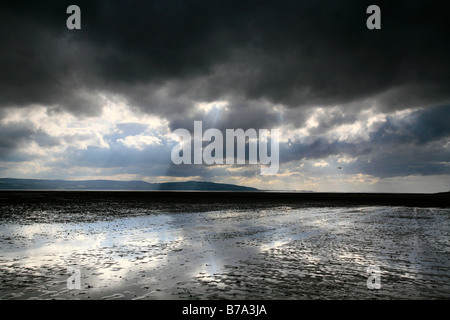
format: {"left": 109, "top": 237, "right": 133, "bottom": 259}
{"left": 0, "top": 191, "right": 449, "bottom": 299}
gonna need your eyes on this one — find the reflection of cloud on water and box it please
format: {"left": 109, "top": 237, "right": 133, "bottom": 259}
{"left": 1, "top": 207, "right": 347, "bottom": 292}
{"left": 2, "top": 206, "right": 449, "bottom": 299}
{"left": 0, "top": 213, "right": 189, "bottom": 293}
{"left": 260, "top": 239, "right": 290, "bottom": 251}
{"left": 0, "top": 223, "right": 106, "bottom": 264}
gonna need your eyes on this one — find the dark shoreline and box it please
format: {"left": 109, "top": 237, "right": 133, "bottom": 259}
{"left": 1, "top": 190, "right": 449, "bottom": 208}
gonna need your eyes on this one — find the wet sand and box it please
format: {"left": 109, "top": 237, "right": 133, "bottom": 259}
{"left": 0, "top": 191, "right": 449, "bottom": 300}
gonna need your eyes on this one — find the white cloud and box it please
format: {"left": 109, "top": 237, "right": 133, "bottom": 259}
{"left": 196, "top": 100, "right": 229, "bottom": 113}
{"left": 117, "top": 134, "right": 161, "bottom": 150}
{"left": 313, "top": 160, "right": 329, "bottom": 167}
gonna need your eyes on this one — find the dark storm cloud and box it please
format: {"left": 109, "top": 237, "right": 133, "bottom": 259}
{"left": 371, "top": 104, "right": 450, "bottom": 145}
{"left": 281, "top": 105, "right": 450, "bottom": 178}
{"left": 1, "top": 0, "right": 449, "bottom": 184}
{"left": 0, "top": 5, "right": 102, "bottom": 116}
{"left": 0, "top": 122, "right": 34, "bottom": 151}
{"left": 354, "top": 144, "right": 450, "bottom": 178}
{"left": 0, "top": 120, "right": 60, "bottom": 161}
{"left": 167, "top": 98, "right": 281, "bottom": 133}
{"left": 0, "top": 0, "right": 449, "bottom": 118}
{"left": 280, "top": 139, "right": 358, "bottom": 164}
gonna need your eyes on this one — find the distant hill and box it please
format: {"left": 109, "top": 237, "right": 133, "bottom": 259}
{"left": 0, "top": 178, "right": 258, "bottom": 191}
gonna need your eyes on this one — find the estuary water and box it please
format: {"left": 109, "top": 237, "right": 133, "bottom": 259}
{"left": 0, "top": 192, "right": 449, "bottom": 299}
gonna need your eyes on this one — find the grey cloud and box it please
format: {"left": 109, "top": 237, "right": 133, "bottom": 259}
{"left": 0, "top": 120, "right": 64, "bottom": 162}
{"left": 0, "top": 13, "right": 102, "bottom": 116}
{"left": 1, "top": 0, "right": 448, "bottom": 118}
{"left": 34, "top": 129, "right": 60, "bottom": 147}
{"left": 371, "top": 105, "right": 450, "bottom": 145}
{"left": 0, "top": 0, "right": 449, "bottom": 184}
{"left": 168, "top": 98, "right": 281, "bottom": 133}
{"left": 305, "top": 108, "right": 358, "bottom": 136}
{"left": 0, "top": 121, "right": 50, "bottom": 163}
{"left": 350, "top": 143, "right": 450, "bottom": 178}
{"left": 0, "top": 122, "right": 35, "bottom": 151}
{"left": 0, "top": 121, "right": 51, "bottom": 161}
{"left": 60, "top": 135, "right": 174, "bottom": 169}
{"left": 280, "top": 105, "right": 450, "bottom": 178}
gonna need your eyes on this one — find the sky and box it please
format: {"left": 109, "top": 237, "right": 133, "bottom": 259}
{"left": 0, "top": 0, "right": 449, "bottom": 192}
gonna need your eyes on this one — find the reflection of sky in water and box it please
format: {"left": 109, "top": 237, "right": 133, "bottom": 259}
{"left": 1, "top": 208, "right": 306, "bottom": 290}
{"left": 0, "top": 207, "right": 353, "bottom": 273}
{"left": 1, "top": 206, "right": 449, "bottom": 299}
